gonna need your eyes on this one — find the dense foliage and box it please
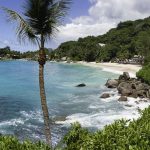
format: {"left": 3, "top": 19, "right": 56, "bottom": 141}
{"left": 136, "top": 63, "right": 150, "bottom": 84}
{"left": 0, "top": 46, "right": 21, "bottom": 59}
{"left": 0, "top": 136, "right": 51, "bottom": 150}
{"left": 0, "top": 46, "right": 53, "bottom": 60}
{"left": 50, "top": 17, "right": 150, "bottom": 62}
{"left": 21, "top": 48, "right": 53, "bottom": 60}
{"left": 63, "top": 106, "right": 150, "bottom": 150}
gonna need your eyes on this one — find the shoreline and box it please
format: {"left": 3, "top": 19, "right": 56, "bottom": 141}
{"left": 1, "top": 60, "right": 142, "bottom": 78}
{"left": 56, "top": 61, "right": 150, "bottom": 128}
{"left": 75, "top": 61, "right": 142, "bottom": 77}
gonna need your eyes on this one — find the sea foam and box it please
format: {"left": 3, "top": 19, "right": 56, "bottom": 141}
{"left": 56, "top": 90, "right": 150, "bottom": 129}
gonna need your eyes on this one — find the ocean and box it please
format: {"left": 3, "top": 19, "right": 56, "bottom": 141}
{"left": 0, "top": 60, "right": 148, "bottom": 145}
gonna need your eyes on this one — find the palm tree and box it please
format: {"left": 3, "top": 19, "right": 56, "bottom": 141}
{"left": 3, "top": 0, "right": 71, "bottom": 146}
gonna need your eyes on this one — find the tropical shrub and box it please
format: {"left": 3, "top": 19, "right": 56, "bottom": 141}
{"left": 136, "top": 64, "right": 150, "bottom": 84}
{"left": 0, "top": 136, "right": 51, "bottom": 150}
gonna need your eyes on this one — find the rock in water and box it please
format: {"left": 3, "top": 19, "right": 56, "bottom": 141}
{"left": 118, "top": 96, "right": 128, "bottom": 101}
{"left": 136, "top": 90, "right": 147, "bottom": 98}
{"left": 76, "top": 83, "right": 86, "bottom": 87}
{"left": 119, "top": 72, "right": 130, "bottom": 81}
{"left": 136, "top": 83, "right": 150, "bottom": 91}
{"left": 53, "top": 116, "right": 66, "bottom": 122}
{"left": 100, "top": 93, "right": 110, "bottom": 98}
{"left": 125, "top": 104, "right": 132, "bottom": 107}
{"left": 117, "top": 82, "right": 132, "bottom": 96}
{"left": 104, "top": 72, "right": 150, "bottom": 99}
{"left": 105, "top": 79, "right": 119, "bottom": 88}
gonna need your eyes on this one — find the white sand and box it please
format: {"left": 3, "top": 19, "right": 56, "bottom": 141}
{"left": 76, "top": 61, "right": 142, "bottom": 77}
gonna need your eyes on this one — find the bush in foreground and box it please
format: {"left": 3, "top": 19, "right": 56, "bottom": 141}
{"left": 0, "top": 136, "right": 51, "bottom": 150}
{"left": 63, "top": 106, "right": 150, "bottom": 150}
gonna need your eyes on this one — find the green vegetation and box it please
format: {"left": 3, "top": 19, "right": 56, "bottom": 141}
{"left": 136, "top": 64, "right": 150, "bottom": 84}
{"left": 136, "top": 28, "right": 150, "bottom": 84}
{"left": 63, "top": 106, "right": 150, "bottom": 150}
{"left": 0, "top": 136, "right": 51, "bottom": 150}
{"left": 0, "top": 46, "right": 21, "bottom": 60}
{"left": 0, "top": 46, "right": 53, "bottom": 61}
{"left": 50, "top": 17, "right": 150, "bottom": 63}
{"left": 21, "top": 49, "right": 53, "bottom": 61}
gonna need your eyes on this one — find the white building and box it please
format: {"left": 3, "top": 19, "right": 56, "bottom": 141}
{"left": 98, "top": 43, "right": 106, "bottom": 47}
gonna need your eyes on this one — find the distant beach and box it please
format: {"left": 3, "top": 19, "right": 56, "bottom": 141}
{"left": 76, "top": 61, "right": 142, "bottom": 77}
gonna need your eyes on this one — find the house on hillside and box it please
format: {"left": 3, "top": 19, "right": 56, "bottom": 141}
{"left": 98, "top": 43, "right": 105, "bottom": 47}
{"left": 61, "top": 57, "right": 67, "bottom": 61}
{"left": 114, "top": 55, "right": 144, "bottom": 64}
{"left": 11, "top": 55, "right": 20, "bottom": 59}
{"left": 129, "top": 55, "right": 144, "bottom": 64}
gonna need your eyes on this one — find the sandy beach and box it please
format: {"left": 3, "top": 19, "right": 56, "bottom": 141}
{"left": 76, "top": 61, "right": 142, "bottom": 77}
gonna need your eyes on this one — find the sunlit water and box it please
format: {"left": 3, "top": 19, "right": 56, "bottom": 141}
{"left": 0, "top": 60, "right": 149, "bottom": 145}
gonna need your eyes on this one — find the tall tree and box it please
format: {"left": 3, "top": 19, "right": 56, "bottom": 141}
{"left": 3, "top": 0, "right": 71, "bottom": 146}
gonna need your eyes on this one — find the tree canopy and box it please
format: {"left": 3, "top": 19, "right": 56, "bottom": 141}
{"left": 50, "top": 17, "right": 150, "bottom": 63}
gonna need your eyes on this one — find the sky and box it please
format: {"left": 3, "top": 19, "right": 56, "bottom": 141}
{"left": 0, "top": 0, "right": 150, "bottom": 52}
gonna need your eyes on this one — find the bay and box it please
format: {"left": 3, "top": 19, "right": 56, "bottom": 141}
{"left": 0, "top": 60, "right": 139, "bottom": 145}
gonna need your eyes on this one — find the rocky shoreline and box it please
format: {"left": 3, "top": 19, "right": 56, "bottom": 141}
{"left": 101, "top": 72, "right": 150, "bottom": 102}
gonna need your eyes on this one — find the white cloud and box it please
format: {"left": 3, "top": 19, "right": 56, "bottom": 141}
{"left": 53, "top": 0, "right": 150, "bottom": 48}
{"left": 134, "top": 0, "right": 150, "bottom": 14}
{"left": 88, "top": 0, "right": 150, "bottom": 22}
{"left": 54, "top": 22, "right": 115, "bottom": 44}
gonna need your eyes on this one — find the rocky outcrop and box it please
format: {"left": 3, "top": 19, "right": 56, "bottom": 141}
{"left": 125, "top": 104, "right": 132, "bottom": 107}
{"left": 119, "top": 72, "right": 130, "bottom": 81}
{"left": 117, "top": 82, "right": 132, "bottom": 96}
{"left": 100, "top": 93, "right": 110, "bottom": 98}
{"left": 105, "top": 79, "right": 119, "bottom": 88}
{"left": 76, "top": 83, "right": 86, "bottom": 87}
{"left": 118, "top": 96, "right": 128, "bottom": 101}
{"left": 105, "top": 72, "right": 150, "bottom": 99}
{"left": 53, "top": 116, "right": 66, "bottom": 122}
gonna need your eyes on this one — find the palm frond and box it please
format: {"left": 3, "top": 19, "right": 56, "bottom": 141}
{"left": 2, "top": 0, "right": 71, "bottom": 46}
{"left": 51, "top": 0, "right": 71, "bottom": 19}
{"left": 24, "top": 0, "right": 71, "bottom": 41}
{"left": 2, "top": 7, "right": 38, "bottom": 45}
{"left": 24, "top": 0, "right": 53, "bottom": 35}
{"left": 43, "top": 0, "right": 71, "bottom": 40}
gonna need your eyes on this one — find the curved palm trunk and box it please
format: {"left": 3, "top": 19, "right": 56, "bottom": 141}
{"left": 39, "top": 64, "right": 51, "bottom": 146}
{"left": 38, "top": 35, "right": 52, "bottom": 146}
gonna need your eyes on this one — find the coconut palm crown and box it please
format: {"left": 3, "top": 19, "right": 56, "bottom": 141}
{"left": 3, "top": 0, "right": 71, "bottom": 147}
{"left": 4, "top": 0, "right": 70, "bottom": 50}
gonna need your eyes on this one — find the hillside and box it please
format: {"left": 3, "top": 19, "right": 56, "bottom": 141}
{"left": 51, "top": 17, "right": 150, "bottom": 63}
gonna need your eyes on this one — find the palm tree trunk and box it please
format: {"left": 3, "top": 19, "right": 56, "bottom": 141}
{"left": 39, "top": 63, "right": 52, "bottom": 146}
{"left": 38, "top": 34, "right": 52, "bottom": 146}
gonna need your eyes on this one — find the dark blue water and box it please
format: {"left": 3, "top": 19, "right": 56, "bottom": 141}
{"left": 0, "top": 60, "right": 137, "bottom": 144}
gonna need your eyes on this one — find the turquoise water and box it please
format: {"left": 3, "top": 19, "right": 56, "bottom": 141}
{"left": 0, "top": 61, "right": 139, "bottom": 144}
